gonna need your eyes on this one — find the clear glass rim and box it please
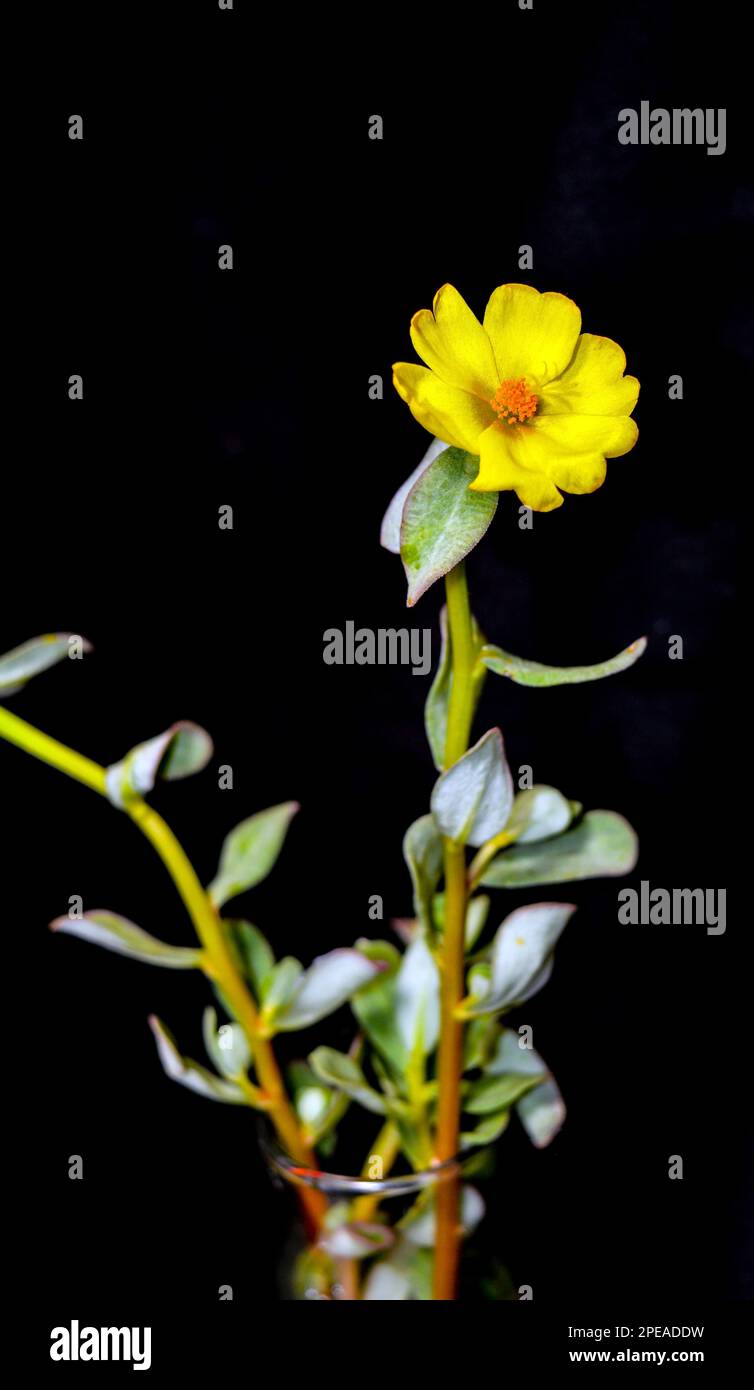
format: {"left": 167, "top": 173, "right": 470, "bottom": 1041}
{"left": 259, "top": 1129, "right": 465, "bottom": 1197}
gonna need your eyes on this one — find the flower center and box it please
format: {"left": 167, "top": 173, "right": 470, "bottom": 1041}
{"left": 490, "top": 377, "right": 538, "bottom": 426}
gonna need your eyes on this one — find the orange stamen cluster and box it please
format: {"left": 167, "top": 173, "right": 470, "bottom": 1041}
{"left": 490, "top": 377, "right": 538, "bottom": 426}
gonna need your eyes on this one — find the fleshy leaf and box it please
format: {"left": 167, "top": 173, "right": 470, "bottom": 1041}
{"left": 402, "top": 1185, "right": 485, "bottom": 1248}
{"left": 351, "top": 965, "right": 406, "bottom": 1076}
{"left": 432, "top": 892, "right": 490, "bottom": 950}
{"left": 403, "top": 815, "right": 443, "bottom": 934}
{"left": 486, "top": 1029, "right": 566, "bottom": 1148}
{"left": 362, "top": 1238, "right": 435, "bottom": 1301}
{"left": 309, "top": 1046, "right": 387, "bottom": 1115}
{"left": 148, "top": 1015, "right": 246, "bottom": 1104}
{"left": 362, "top": 1261, "right": 412, "bottom": 1300}
{"left": 228, "top": 920, "right": 275, "bottom": 999}
{"left": 295, "top": 1084, "right": 333, "bottom": 1130}
{"left": 0, "top": 632, "right": 92, "bottom": 696}
{"left": 480, "top": 810, "right": 638, "bottom": 888}
{"left": 49, "top": 910, "right": 202, "bottom": 968}
{"left": 320, "top": 1221, "right": 395, "bottom": 1261}
{"left": 517, "top": 1081, "right": 566, "bottom": 1149}
{"left": 202, "top": 1007, "right": 251, "bottom": 1079}
{"left": 395, "top": 933, "right": 440, "bottom": 1056}
{"left": 287, "top": 1062, "right": 345, "bottom": 1145}
{"left": 106, "top": 722, "right": 213, "bottom": 807}
{"left": 208, "top": 802, "right": 299, "bottom": 908}
{"left": 464, "top": 1071, "right": 545, "bottom": 1115}
{"left": 424, "top": 606, "right": 488, "bottom": 771}
{"left": 270, "top": 950, "right": 382, "bottom": 1032}
{"left": 380, "top": 437, "right": 448, "bottom": 554}
{"left": 460, "top": 1110, "right": 510, "bottom": 1149}
{"left": 459, "top": 902, "right": 576, "bottom": 1018}
{"left": 480, "top": 636, "right": 647, "bottom": 687}
{"left": 261, "top": 957, "right": 303, "bottom": 1013}
{"left": 353, "top": 938, "right": 402, "bottom": 971}
{"left": 463, "top": 1016, "right": 500, "bottom": 1072}
{"left": 466, "top": 961, "right": 492, "bottom": 1000}
{"left": 431, "top": 728, "right": 514, "bottom": 847}
{"left": 505, "top": 785, "right": 576, "bottom": 844}
{"left": 400, "top": 447, "right": 497, "bottom": 606}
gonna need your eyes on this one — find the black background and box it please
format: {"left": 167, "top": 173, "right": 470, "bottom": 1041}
{"left": 8, "top": 0, "right": 750, "bottom": 1363}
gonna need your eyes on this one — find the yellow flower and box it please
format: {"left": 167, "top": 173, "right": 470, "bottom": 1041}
{"left": 393, "top": 283, "right": 639, "bottom": 512}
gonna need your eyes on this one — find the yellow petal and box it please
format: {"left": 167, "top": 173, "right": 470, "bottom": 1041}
{"left": 506, "top": 414, "right": 636, "bottom": 496}
{"left": 392, "top": 363, "right": 493, "bottom": 452}
{"left": 533, "top": 413, "right": 639, "bottom": 459}
{"left": 540, "top": 334, "right": 640, "bottom": 416}
{"left": 409, "top": 284, "right": 499, "bottom": 400}
{"left": 483, "top": 284, "right": 581, "bottom": 386}
{"left": 470, "top": 424, "right": 564, "bottom": 511}
{"left": 545, "top": 452, "right": 607, "bottom": 495}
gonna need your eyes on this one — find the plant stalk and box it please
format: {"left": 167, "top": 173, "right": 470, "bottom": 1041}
{"left": 351, "top": 1120, "right": 402, "bottom": 1224}
{"left": 0, "top": 704, "right": 325, "bottom": 1232}
{"left": 433, "top": 561, "right": 476, "bottom": 1299}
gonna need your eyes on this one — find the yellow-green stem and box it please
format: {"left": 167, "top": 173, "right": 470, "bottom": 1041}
{"left": 467, "top": 829, "right": 517, "bottom": 890}
{"left": 433, "top": 562, "right": 476, "bottom": 1300}
{"left": 351, "top": 1120, "right": 402, "bottom": 1224}
{"left": 0, "top": 704, "right": 325, "bottom": 1231}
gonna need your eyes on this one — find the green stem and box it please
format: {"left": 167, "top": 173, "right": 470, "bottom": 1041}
{"left": 0, "top": 702, "right": 325, "bottom": 1230}
{"left": 351, "top": 1120, "right": 401, "bottom": 1223}
{"left": 442, "top": 563, "right": 475, "bottom": 764}
{"left": 0, "top": 705, "right": 108, "bottom": 794}
{"left": 433, "top": 561, "right": 476, "bottom": 1300}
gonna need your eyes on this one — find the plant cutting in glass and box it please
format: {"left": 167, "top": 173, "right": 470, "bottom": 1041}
{"left": 0, "top": 281, "right": 643, "bottom": 1300}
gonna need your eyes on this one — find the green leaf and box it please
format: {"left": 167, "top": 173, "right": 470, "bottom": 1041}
{"left": 391, "top": 1116, "right": 429, "bottom": 1170}
{"left": 433, "top": 892, "right": 490, "bottom": 950}
{"left": 395, "top": 933, "right": 440, "bottom": 1056}
{"left": 261, "top": 956, "right": 303, "bottom": 1013}
{"left": 353, "top": 938, "right": 402, "bottom": 970}
{"left": 0, "top": 632, "right": 92, "bottom": 696}
{"left": 148, "top": 1015, "right": 246, "bottom": 1104}
{"left": 320, "top": 1221, "right": 395, "bottom": 1260}
{"left": 400, "top": 447, "right": 497, "bottom": 606}
{"left": 106, "top": 722, "right": 213, "bottom": 807}
{"left": 208, "top": 802, "right": 299, "bottom": 908}
{"left": 431, "top": 728, "right": 513, "bottom": 847}
{"left": 486, "top": 1029, "right": 566, "bottom": 1148}
{"left": 466, "top": 961, "right": 492, "bottom": 1000}
{"left": 459, "top": 902, "right": 576, "bottom": 1018}
{"left": 403, "top": 815, "right": 443, "bottom": 934}
{"left": 49, "top": 910, "right": 202, "bottom": 968}
{"left": 295, "top": 1084, "right": 334, "bottom": 1130}
{"left": 351, "top": 967, "right": 407, "bottom": 1077}
{"left": 505, "top": 785, "right": 577, "bottom": 844}
{"left": 463, "top": 1016, "right": 501, "bottom": 1072}
{"left": 479, "top": 810, "right": 638, "bottom": 888}
{"left": 202, "top": 1007, "right": 251, "bottom": 1079}
{"left": 269, "top": 950, "right": 382, "bottom": 1032}
{"left": 363, "top": 1241, "right": 434, "bottom": 1300}
{"left": 380, "top": 437, "right": 447, "bottom": 554}
{"left": 228, "top": 920, "right": 275, "bottom": 999}
{"left": 287, "top": 1062, "right": 346, "bottom": 1145}
{"left": 464, "top": 1071, "right": 545, "bottom": 1115}
{"left": 424, "top": 605, "right": 487, "bottom": 770}
{"left": 309, "top": 1046, "right": 387, "bottom": 1115}
{"left": 480, "top": 636, "right": 646, "bottom": 687}
{"left": 460, "top": 1110, "right": 511, "bottom": 1149}
{"left": 401, "top": 1185, "right": 485, "bottom": 1248}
